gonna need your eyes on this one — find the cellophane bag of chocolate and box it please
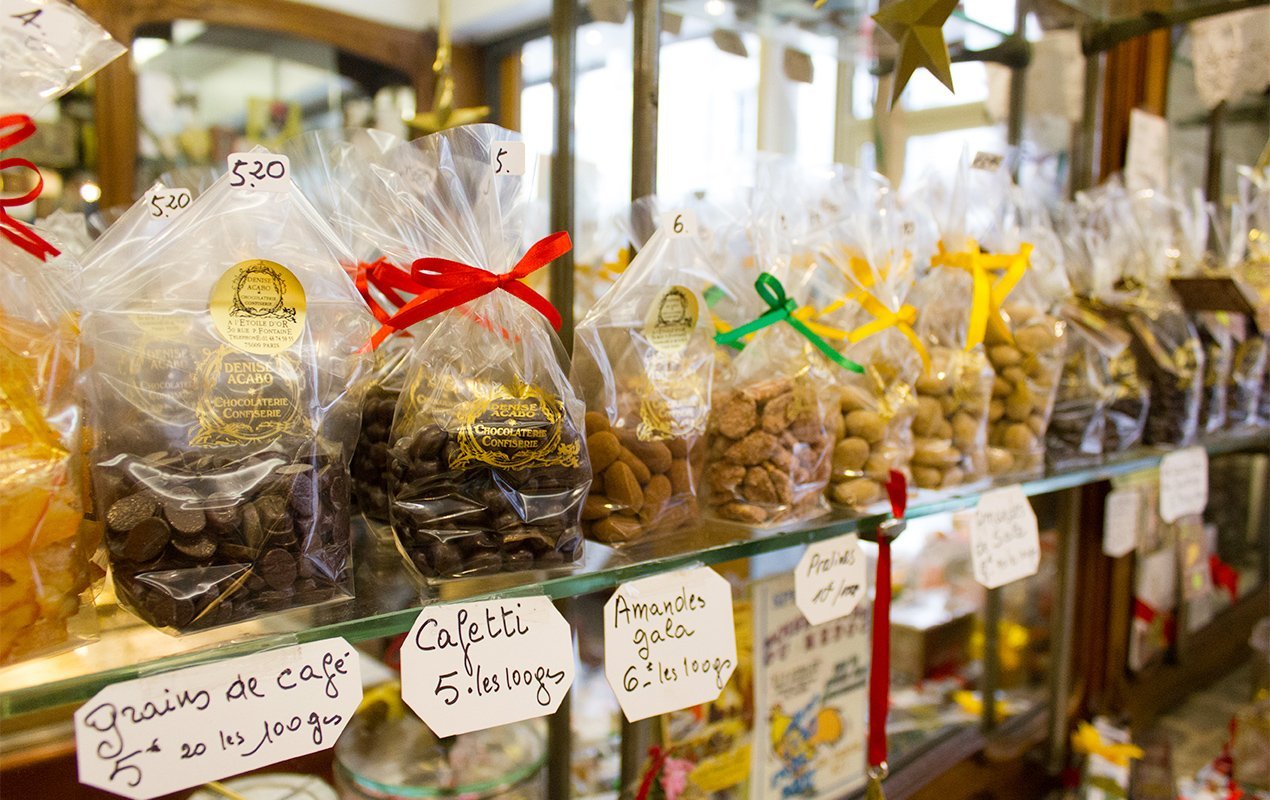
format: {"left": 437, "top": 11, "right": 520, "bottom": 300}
{"left": 363, "top": 125, "right": 589, "bottom": 578}
{"left": 703, "top": 191, "right": 845, "bottom": 526}
{"left": 802, "top": 173, "right": 923, "bottom": 510}
{"left": 1115, "top": 189, "right": 1205, "bottom": 447}
{"left": 1219, "top": 173, "right": 1269, "bottom": 428}
{"left": 80, "top": 151, "right": 374, "bottom": 632}
{"left": 571, "top": 198, "right": 718, "bottom": 545}
{"left": 280, "top": 128, "right": 408, "bottom": 522}
{"left": 0, "top": 232, "right": 98, "bottom": 663}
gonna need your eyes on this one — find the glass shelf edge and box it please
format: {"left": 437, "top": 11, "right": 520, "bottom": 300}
{"left": 2, "top": 429, "right": 1265, "bottom": 720}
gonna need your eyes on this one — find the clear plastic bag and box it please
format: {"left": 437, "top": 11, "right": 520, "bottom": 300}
{"left": 0, "top": 0, "right": 123, "bottom": 115}
{"left": 703, "top": 202, "right": 845, "bottom": 525}
{"left": 0, "top": 230, "right": 97, "bottom": 663}
{"left": 363, "top": 125, "right": 589, "bottom": 577}
{"left": 572, "top": 199, "right": 717, "bottom": 544}
{"left": 80, "top": 152, "right": 374, "bottom": 632}
{"left": 279, "top": 128, "right": 407, "bottom": 521}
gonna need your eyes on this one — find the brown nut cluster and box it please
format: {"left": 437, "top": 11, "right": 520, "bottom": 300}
{"left": 704, "top": 377, "right": 833, "bottom": 524}
{"left": 985, "top": 305, "right": 1064, "bottom": 476}
{"left": 827, "top": 370, "right": 916, "bottom": 509}
{"left": 582, "top": 412, "right": 702, "bottom": 544}
{"left": 910, "top": 346, "right": 993, "bottom": 490}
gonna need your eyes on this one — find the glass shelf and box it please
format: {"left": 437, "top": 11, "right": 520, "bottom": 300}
{"left": 1, "top": 430, "right": 1265, "bottom": 720}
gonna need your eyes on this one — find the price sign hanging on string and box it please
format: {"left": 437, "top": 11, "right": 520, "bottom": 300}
{"left": 604, "top": 566, "right": 737, "bottom": 722}
{"left": 1159, "top": 446, "right": 1208, "bottom": 523}
{"left": 75, "top": 638, "right": 361, "bottom": 800}
{"left": 795, "top": 533, "right": 867, "bottom": 625}
{"left": 400, "top": 596, "right": 574, "bottom": 738}
{"left": 971, "top": 485, "right": 1041, "bottom": 589}
{"left": 1103, "top": 487, "right": 1141, "bottom": 558}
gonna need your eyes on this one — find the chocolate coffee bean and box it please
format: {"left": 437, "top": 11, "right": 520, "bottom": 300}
{"left": 96, "top": 447, "right": 352, "bottom": 631}
{"left": 352, "top": 388, "right": 400, "bottom": 521}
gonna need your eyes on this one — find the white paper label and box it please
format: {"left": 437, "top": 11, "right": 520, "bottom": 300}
{"left": 75, "top": 638, "right": 361, "bottom": 800}
{"left": 491, "top": 141, "right": 525, "bottom": 176}
{"left": 1103, "top": 488, "right": 1141, "bottom": 558}
{"left": 604, "top": 567, "right": 737, "bottom": 722}
{"left": 1, "top": 1, "right": 80, "bottom": 52}
{"left": 795, "top": 533, "right": 867, "bottom": 625}
{"left": 971, "top": 485, "right": 1041, "bottom": 589}
{"left": 971, "top": 151, "right": 1004, "bottom": 171}
{"left": 226, "top": 152, "right": 290, "bottom": 192}
{"left": 400, "top": 596, "right": 574, "bottom": 738}
{"left": 145, "top": 186, "right": 192, "bottom": 220}
{"left": 1125, "top": 109, "right": 1168, "bottom": 192}
{"left": 1159, "top": 446, "right": 1208, "bottom": 523}
{"left": 662, "top": 210, "right": 697, "bottom": 238}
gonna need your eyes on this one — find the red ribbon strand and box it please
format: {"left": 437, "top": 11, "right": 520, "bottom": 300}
{"left": 868, "top": 470, "right": 907, "bottom": 774}
{"left": 365, "top": 230, "right": 569, "bottom": 350}
{"left": 0, "top": 114, "right": 60, "bottom": 261}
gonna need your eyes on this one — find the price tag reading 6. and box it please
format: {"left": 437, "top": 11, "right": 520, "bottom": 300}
{"left": 400, "top": 596, "right": 574, "bottom": 738}
{"left": 661, "top": 210, "right": 697, "bottom": 238}
{"left": 227, "top": 152, "right": 290, "bottom": 192}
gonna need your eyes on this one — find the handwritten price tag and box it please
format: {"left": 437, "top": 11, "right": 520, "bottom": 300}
{"left": 971, "top": 485, "right": 1040, "bottom": 589}
{"left": 145, "top": 186, "right": 192, "bottom": 220}
{"left": 75, "top": 638, "right": 361, "bottom": 800}
{"left": 491, "top": 141, "right": 525, "bottom": 176}
{"left": 400, "top": 596, "right": 573, "bottom": 737}
{"left": 604, "top": 567, "right": 737, "bottom": 723}
{"left": 1103, "top": 488, "right": 1141, "bottom": 558}
{"left": 226, "top": 152, "right": 290, "bottom": 192}
{"left": 661, "top": 210, "right": 697, "bottom": 238}
{"left": 1159, "top": 446, "right": 1208, "bottom": 523}
{"left": 795, "top": 533, "right": 866, "bottom": 625}
{"left": 2, "top": 0, "right": 81, "bottom": 52}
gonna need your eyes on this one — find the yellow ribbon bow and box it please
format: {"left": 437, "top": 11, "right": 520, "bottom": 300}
{"left": 931, "top": 239, "right": 1032, "bottom": 351}
{"left": 1071, "top": 722, "right": 1144, "bottom": 768}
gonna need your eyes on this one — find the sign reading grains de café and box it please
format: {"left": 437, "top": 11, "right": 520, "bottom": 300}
{"left": 209, "top": 259, "right": 307, "bottom": 355}
{"left": 604, "top": 567, "right": 737, "bottom": 722}
{"left": 75, "top": 638, "right": 361, "bottom": 799}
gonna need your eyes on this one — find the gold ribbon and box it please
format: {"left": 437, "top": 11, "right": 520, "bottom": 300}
{"left": 931, "top": 239, "right": 1032, "bottom": 350}
{"left": 1070, "top": 721, "right": 1144, "bottom": 768}
{"left": 794, "top": 294, "right": 931, "bottom": 376}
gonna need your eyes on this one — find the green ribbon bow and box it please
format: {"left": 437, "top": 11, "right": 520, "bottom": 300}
{"left": 714, "top": 272, "right": 865, "bottom": 373}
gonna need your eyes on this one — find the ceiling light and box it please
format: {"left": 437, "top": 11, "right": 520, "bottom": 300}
{"left": 705, "top": 0, "right": 726, "bottom": 17}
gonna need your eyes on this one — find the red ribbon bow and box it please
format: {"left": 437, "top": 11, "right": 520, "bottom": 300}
{"left": 1132, "top": 598, "right": 1176, "bottom": 645}
{"left": 0, "top": 114, "right": 60, "bottom": 261}
{"left": 365, "top": 231, "right": 569, "bottom": 350}
{"left": 1209, "top": 554, "right": 1238, "bottom": 602}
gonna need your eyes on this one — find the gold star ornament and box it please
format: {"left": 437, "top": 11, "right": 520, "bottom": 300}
{"left": 872, "top": 0, "right": 958, "bottom": 108}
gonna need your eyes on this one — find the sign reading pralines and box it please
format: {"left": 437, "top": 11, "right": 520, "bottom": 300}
{"left": 795, "top": 533, "right": 867, "bottom": 625}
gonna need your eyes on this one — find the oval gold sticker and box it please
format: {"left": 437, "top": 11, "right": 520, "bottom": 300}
{"left": 209, "top": 259, "right": 306, "bottom": 354}
{"left": 643, "top": 285, "right": 698, "bottom": 353}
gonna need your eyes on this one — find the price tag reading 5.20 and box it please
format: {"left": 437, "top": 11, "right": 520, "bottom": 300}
{"left": 400, "top": 596, "right": 574, "bottom": 738}
{"left": 226, "top": 152, "right": 290, "bottom": 192}
{"left": 146, "top": 186, "right": 192, "bottom": 220}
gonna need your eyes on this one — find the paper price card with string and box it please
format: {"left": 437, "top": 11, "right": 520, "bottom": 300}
{"left": 74, "top": 638, "right": 362, "bottom": 799}
{"left": 356, "top": 125, "right": 589, "bottom": 579}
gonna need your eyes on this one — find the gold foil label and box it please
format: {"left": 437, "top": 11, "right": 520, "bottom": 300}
{"left": 452, "top": 383, "right": 581, "bottom": 470}
{"left": 189, "top": 346, "right": 306, "bottom": 447}
{"left": 644, "top": 285, "right": 698, "bottom": 353}
{"left": 638, "top": 352, "right": 710, "bottom": 441}
{"left": 210, "top": 259, "right": 306, "bottom": 355}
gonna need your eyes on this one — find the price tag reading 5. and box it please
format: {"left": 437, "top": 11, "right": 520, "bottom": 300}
{"left": 145, "top": 187, "right": 192, "bottom": 220}
{"left": 400, "top": 596, "right": 574, "bottom": 738}
{"left": 971, "top": 485, "right": 1041, "bottom": 589}
{"left": 227, "top": 152, "right": 290, "bottom": 192}
{"left": 662, "top": 210, "right": 697, "bottom": 238}
{"left": 491, "top": 141, "right": 526, "bottom": 176}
